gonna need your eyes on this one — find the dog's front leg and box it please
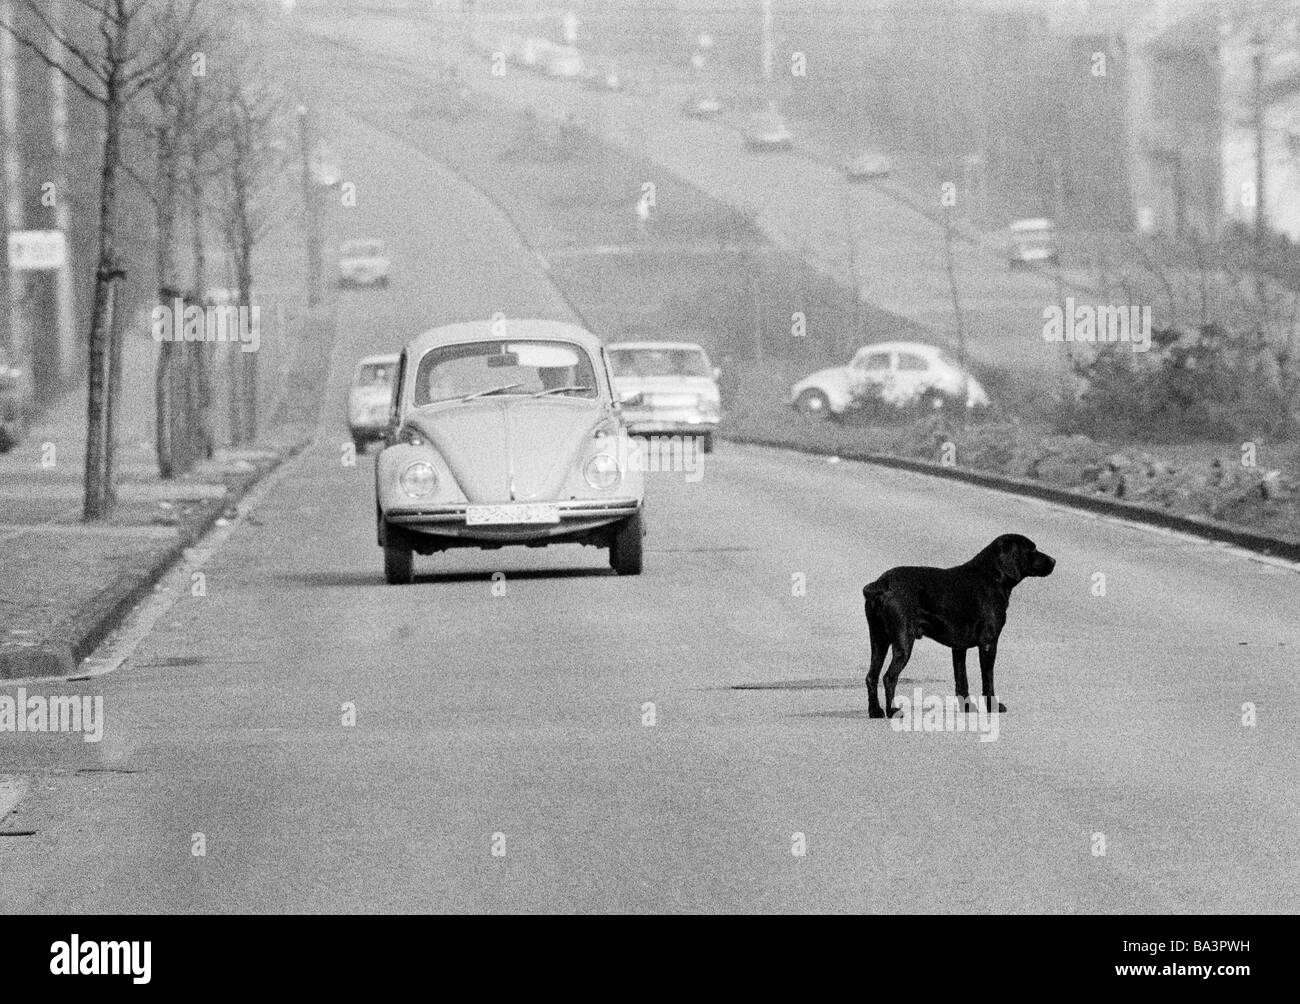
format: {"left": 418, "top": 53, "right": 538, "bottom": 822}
{"left": 952, "top": 648, "right": 973, "bottom": 712}
{"left": 978, "top": 640, "right": 1007, "bottom": 713}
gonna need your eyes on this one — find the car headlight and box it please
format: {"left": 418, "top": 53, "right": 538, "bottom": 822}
{"left": 399, "top": 461, "right": 437, "bottom": 498}
{"left": 583, "top": 453, "right": 622, "bottom": 490}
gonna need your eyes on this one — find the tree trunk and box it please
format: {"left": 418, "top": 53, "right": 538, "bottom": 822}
{"left": 83, "top": 69, "right": 125, "bottom": 522}
{"left": 154, "top": 125, "right": 181, "bottom": 478}
{"left": 236, "top": 238, "right": 255, "bottom": 445}
{"left": 189, "top": 151, "right": 214, "bottom": 460}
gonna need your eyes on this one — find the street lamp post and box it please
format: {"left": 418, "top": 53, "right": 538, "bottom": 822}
{"left": 297, "top": 103, "right": 322, "bottom": 308}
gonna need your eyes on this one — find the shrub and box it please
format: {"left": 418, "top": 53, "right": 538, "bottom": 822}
{"left": 1054, "top": 323, "right": 1299, "bottom": 441}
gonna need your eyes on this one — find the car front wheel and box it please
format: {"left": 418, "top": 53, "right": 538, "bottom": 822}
{"left": 795, "top": 389, "right": 832, "bottom": 419}
{"left": 383, "top": 525, "right": 414, "bottom": 585}
{"left": 608, "top": 509, "right": 644, "bottom": 576}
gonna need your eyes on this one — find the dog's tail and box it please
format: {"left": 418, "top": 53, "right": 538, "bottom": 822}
{"left": 862, "top": 577, "right": 889, "bottom": 615}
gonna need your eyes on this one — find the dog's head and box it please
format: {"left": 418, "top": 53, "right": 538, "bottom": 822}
{"left": 990, "top": 533, "right": 1055, "bottom": 584}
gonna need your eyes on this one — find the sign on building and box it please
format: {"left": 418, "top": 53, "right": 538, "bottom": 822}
{"left": 7, "top": 230, "right": 67, "bottom": 271}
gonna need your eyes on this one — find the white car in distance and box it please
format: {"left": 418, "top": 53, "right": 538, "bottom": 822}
{"left": 844, "top": 151, "right": 892, "bottom": 180}
{"left": 789, "top": 341, "right": 989, "bottom": 418}
{"left": 338, "top": 239, "right": 391, "bottom": 289}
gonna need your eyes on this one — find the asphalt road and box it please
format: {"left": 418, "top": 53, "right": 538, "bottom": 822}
{"left": 1, "top": 41, "right": 1297, "bottom": 914}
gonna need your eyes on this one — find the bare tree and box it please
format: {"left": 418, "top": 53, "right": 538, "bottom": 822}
{"left": 135, "top": 0, "right": 221, "bottom": 478}
{"left": 2, "top": 0, "right": 205, "bottom": 519}
{"left": 213, "top": 44, "right": 292, "bottom": 446}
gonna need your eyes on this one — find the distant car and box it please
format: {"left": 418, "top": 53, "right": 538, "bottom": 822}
{"left": 0, "top": 348, "right": 31, "bottom": 453}
{"left": 844, "top": 151, "right": 892, "bottom": 180}
{"left": 607, "top": 341, "right": 722, "bottom": 453}
{"left": 375, "top": 320, "right": 646, "bottom": 583}
{"left": 545, "top": 45, "right": 584, "bottom": 78}
{"left": 581, "top": 62, "right": 622, "bottom": 90}
{"left": 347, "top": 353, "right": 399, "bottom": 453}
{"left": 1007, "top": 217, "right": 1059, "bottom": 269}
{"left": 789, "top": 341, "right": 989, "bottom": 418}
{"left": 682, "top": 94, "right": 722, "bottom": 118}
{"left": 744, "top": 113, "right": 793, "bottom": 151}
{"left": 338, "top": 238, "right": 391, "bottom": 288}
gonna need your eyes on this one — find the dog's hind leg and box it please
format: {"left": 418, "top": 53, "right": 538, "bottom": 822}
{"left": 952, "top": 648, "right": 973, "bottom": 712}
{"left": 865, "top": 616, "right": 889, "bottom": 717}
{"left": 880, "top": 636, "right": 913, "bottom": 719}
{"left": 978, "top": 640, "right": 1007, "bottom": 713}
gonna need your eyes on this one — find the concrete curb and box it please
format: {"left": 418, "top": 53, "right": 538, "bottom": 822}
{"left": 728, "top": 433, "right": 1300, "bottom": 563}
{"left": 0, "top": 454, "right": 293, "bottom": 683}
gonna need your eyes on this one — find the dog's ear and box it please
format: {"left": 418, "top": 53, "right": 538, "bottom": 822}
{"left": 995, "top": 536, "right": 1027, "bottom": 584}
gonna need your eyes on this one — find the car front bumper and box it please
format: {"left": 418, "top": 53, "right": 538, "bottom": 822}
{"left": 622, "top": 416, "right": 719, "bottom": 437}
{"left": 621, "top": 406, "right": 719, "bottom": 437}
{"left": 384, "top": 497, "right": 642, "bottom": 542}
{"left": 340, "top": 271, "right": 388, "bottom": 285}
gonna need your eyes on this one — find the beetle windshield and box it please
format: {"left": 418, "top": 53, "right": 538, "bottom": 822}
{"left": 413, "top": 340, "right": 599, "bottom": 405}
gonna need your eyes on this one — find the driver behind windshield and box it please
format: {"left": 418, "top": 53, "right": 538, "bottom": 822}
{"left": 416, "top": 342, "right": 598, "bottom": 405}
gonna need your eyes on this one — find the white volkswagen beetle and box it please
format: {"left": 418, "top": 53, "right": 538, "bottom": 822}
{"left": 375, "top": 320, "right": 646, "bottom": 584}
{"left": 789, "top": 341, "right": 990, "bottom": 418}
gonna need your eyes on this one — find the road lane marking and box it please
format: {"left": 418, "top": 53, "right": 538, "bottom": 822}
{"left": 0, "top": 774, "right": 29, "bottom": 824}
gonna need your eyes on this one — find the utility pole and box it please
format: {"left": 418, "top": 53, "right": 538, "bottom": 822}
{"left": 761, "top": 0, "right": 774, "bottom": 97}
{"left": 841, "top": 181, "right": 862, "bottom": 358}
{"left": 1252, "top": 32, "right": 1267, "bottom": 247}
{"left": 1050, "top": 154, "right": 1071, "bottom": 373}
{"left": 0, "top": 0, "right": 30, "bottom": 400}
{"left": 48, "top": 0, "right": 76, "bottom": 390}
{"left": 941, "top": 205, "right": 969, "bottom": 427}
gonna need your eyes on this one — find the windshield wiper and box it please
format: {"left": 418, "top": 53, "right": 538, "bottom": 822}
{"left": 456, "top": 383, "right": 524, "bottom": 402}
{"left": 531, "top": 385, "right": 592, "bottom": 398}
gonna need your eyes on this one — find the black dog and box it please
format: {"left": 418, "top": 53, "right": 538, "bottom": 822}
{"left": 862, "top": 534, "right": 1055, "bottom": 719}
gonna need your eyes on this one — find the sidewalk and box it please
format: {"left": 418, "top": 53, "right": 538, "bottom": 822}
{"left": 0, "top": 313, "right": 296, "bottom": 681}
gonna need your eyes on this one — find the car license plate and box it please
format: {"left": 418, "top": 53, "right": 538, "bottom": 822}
{"left": 466, "top": 504, "right": 561, "bottom": 525}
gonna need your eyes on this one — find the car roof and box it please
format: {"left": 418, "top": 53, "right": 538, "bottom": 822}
{"left": 403, "top": 319, "right": 604, "bottom": 356}
{"left": 607, "top": 341, "right": 707, "bottom": 353}
{"left": 356, "top": 353, "right": 399, "bottom": 368}
{"left": 853, "top": 341, "right": 945, "bottom": 357}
